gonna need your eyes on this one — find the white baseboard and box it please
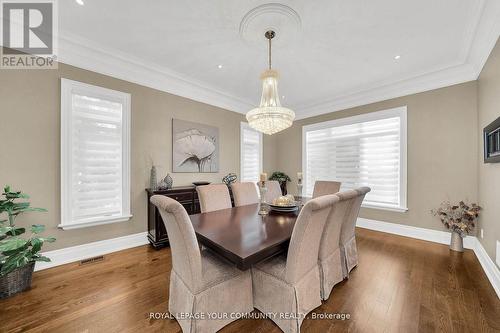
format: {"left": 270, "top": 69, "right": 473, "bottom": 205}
{"left": 356, "top": 218, "right": 477, "bottom": 249}
{"left": 357, "top": 218, "right": 500, "bottom": 299}
{"left": 472, "top": 238, "right": 500, "bottom": 299}
{"left": 35, "top": 232, "right": 149, "bottom": 271}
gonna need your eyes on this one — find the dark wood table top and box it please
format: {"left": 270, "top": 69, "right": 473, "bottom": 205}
{"left": 190, "top": 202, "right": 304, "bottom": 270}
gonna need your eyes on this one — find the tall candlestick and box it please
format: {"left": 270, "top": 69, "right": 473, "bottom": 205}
{"left": 258, "top": 181, "right": 268, "bottom": 216}
{"left": 297, "top": 171, "right": 303, "bottom": 197}
{"left": 260, "top": 173, "right": 267, "bottom": 182}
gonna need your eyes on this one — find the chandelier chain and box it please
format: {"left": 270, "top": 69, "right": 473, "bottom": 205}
{"left": 268, "top": 36, "right": 272, "bottom": 70}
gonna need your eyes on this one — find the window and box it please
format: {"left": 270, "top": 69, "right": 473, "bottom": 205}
{"left": 240, "top": 122, "right": 263, "bottom": 183}
{"left": 302, "top": 106, "right": 407, "bottom": 211}
{"left": 60, "top": 79, "right": 131, "bottom": 229}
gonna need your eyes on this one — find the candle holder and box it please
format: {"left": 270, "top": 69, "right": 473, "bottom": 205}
{"left": 297, "top": 178, "right": 303, "bottom": 198}
{"left": 297, "top": 183, "right": 303, "bottom": 198}
{"left": 258, "top": 181, "right": 269, "bottom": 216}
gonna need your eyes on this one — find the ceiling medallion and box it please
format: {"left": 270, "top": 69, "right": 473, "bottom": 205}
{"left": 246, "top": 30, "right": 295, "bottom": 135}
{"left": 239, "top": 3, "right": 301, "bottom": 48}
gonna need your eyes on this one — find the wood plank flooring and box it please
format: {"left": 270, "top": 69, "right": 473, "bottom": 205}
{"left": 1, "top": 228, "right": 499, "bottom": 333}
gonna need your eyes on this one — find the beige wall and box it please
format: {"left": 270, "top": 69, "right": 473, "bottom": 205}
{"left": 0, "top": 62, "right": 276, "bottom": 251}
{"left": 274, "top": 82, "right": 479, "bottom": 232}
{"left": 478, "top": 38, "right": 500, "bottom": 263}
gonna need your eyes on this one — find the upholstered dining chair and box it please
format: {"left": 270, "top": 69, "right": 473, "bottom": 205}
{"left": 318, "top": 187, "right": 371, "bottom": 300}
{"left": 196, "top": 184, "right": 232, "bottom": 213}
{"left": 312, "top": 180, "right": 341, "bottom": 198}
{"left": 338, "top": 187, "right": 371, "bottom": 279}
{"left": 231, "top": 182, "right": 259, "bottom": 207}
{"left": 252, "top": 195, "right": 338, "bottom": 333}
{"left": 150, "top": 195, "right": 253, "bottom": 333}
{"left": 260, "top": 180, "right": 282, "bottom": 203}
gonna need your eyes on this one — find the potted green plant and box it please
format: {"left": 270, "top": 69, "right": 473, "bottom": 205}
{"left": 0, "top": 185, "right": 55, "bottom": 299}
{"left": 431, "top": 201, "right": 480, "bottom": 252}
{"left": 269, "top": 171, "right": 292, "bottom": 195}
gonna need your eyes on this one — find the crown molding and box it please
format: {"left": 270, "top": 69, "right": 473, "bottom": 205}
{"left": 57, "top": 0, "right": 500, "bottom": 120}
{"left": 292, "top": 62, "right": 478, "bottom": 120}
{"left": 58, "top": 32, "right": 254, "bottom": 114}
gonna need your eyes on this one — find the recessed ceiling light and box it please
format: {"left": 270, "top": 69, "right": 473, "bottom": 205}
{"left": 282, "top": 95, "right": 285, "bottom": 99}
{"left": 394, "top": 55, "right": 401, "bottom": 60}
{"left": 217, "top": 64, "right": 223, "bottom": 69}
{"left": 76, "top": 0, "right": 84, "bottom": 5}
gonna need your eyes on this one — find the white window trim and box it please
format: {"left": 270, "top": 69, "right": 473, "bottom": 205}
{"left": 60, "top": 78, "right": 132, "bottom": 230}
{"left": 240, "top": 122, "right": 263, "bottom": 183}
{"left": 302, "top": 106, "right": 408, "bottom": 212}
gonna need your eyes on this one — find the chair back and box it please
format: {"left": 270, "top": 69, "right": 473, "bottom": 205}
{"left": 312, "top": 180, "right": 341, "bottom": 198}
{"left": 231, "top": 182, "right": 259, "bottom": 207}
{"left": 150, "top": 195, "right": 202, "bottom": 292}
{"left": 259, "top": 180, "right": 282, "bottom": 203}
{"left": 285, "top": 195, "right": 338, "bottom": 284}
{"left": 338, "top": 187, "right": 371, "bottom": 246}
{"left": 318, "top": 188, "right": 366, "bottom": 261}
{"left": 196, "top": 184, "right": 232, "bottom": 213}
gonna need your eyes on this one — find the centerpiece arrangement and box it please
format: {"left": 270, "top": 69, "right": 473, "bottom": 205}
{"left": 431, "top": 201, "right": 481, "bottom": 252}
{"left": 0, "top": 186, "right": 55, "bottom": 299}
{"left": 269, "top": 195, "right": 299, "bottom": 213}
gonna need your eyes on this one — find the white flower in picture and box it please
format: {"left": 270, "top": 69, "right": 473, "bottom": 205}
{"left": 172, "top": 120, "right": 219, "bottom": 173}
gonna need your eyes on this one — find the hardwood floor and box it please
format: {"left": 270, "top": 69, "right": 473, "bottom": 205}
{"left": 1, "top": 228, "right": 499, "bottom": 333}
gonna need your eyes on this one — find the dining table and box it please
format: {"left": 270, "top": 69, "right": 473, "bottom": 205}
{"left": 189, "top": 198, "right": 308, "bottom": 270}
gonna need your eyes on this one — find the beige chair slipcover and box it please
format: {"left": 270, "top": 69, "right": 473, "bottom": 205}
{"left": 150, "top": 195, "right": 253, "bottom": 333}
{"left": 231, "top": 182, "right": 259, "bottom": 207}
{"left": 312, "top": 180, "right": 341, "bottom": 198}
{"left": 318, "top": 187, "right": 371, "bottom": 300}
{"left": 338, "top": 187, "right": 371, "bottom": 279}
{"left": 251, "top": 195, "right": 338, "bottom": 333}
{"left": 196, "top": 184, "right": 232, "bottom": 213}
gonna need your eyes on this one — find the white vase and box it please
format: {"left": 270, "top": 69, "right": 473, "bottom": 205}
{"left": 450, "top": 231, "right": 464, "bottom": 252}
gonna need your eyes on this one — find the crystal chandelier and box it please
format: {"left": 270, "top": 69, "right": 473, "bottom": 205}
{"left": 246, "top": 30, "right": 295, "bottom": 135}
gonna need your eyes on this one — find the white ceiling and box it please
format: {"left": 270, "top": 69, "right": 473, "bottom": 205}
{"left": 58, "top": 0, "right": 500, "bottom": 119}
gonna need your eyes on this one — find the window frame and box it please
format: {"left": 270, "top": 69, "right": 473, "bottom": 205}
{"left": 240, "top": 122, "right": 263, "bottom": 183}
{"left": 60, "top": 78, "right": 132, "bottom": 230}
{"left": 302, "top": 106, "right": 408, "bottom": 212}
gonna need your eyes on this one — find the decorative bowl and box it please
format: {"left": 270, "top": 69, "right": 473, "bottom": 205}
{"left": 192, "top": 181, "right": 210, "bottom": 186}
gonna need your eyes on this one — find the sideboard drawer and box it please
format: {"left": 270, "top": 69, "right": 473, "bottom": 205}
{"left": 167, "top": 192, "right": 193, "bottom": 203}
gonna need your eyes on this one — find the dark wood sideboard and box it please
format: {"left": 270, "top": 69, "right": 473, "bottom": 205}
{"left": 146, "top": 186, "right": 233, "bottom": 249}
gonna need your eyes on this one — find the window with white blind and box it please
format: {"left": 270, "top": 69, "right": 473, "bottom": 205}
{"left": 240, "top": 122, "right": 263, "bottom": 183}
{"left": 60, "top": 79, "right": 131, "bottom": 230}
{"left": 302, "top": 107, "right": 407, "bottom": 211}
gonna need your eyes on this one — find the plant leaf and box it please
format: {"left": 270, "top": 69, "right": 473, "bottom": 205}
{"left": 31, "top": 238, "right": 43, "bottom": 253}
{"left": 6, "top": 227, "right": 25, "bottom": 236}
{"left": 33, "top": 256, "right": 51, "bottom": 262}
{"left": 0, "top": 226, "right": 12, "bottom": 235}
{"left": 0, "top": 250, "right": 30, "bottom": 276}
{"left": 40, "top": 237, "right": 56, "bottom": 243}
{"left": 0, "top": 237, "right": 28, "bottom": 252}
{"left": 31, "top": 224, "right": 45, "bottom": 234}
{"left": 2, "top": 245, "right": 28, "bottom": 256}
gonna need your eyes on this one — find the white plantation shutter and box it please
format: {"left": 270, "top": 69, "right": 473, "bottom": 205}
{"left": 61, "top": 79, "right": 131, "bottom": 229}
{"left": 241, "top": 122, "right": 263, "bottom": 183}
{"left": 303, "top": 107, "right": 407, "bottom": 211}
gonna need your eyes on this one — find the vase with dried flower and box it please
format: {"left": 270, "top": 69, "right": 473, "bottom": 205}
{"left": 432, "top": 201, "right": 481, "bottom": 252}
